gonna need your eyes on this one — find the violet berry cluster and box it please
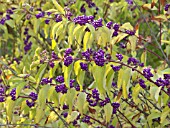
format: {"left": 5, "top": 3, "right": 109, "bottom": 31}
{"left": 111, "top": 65, "right": 121, "bottom": 72}
{"left": 116, "top": 53, "right": 123, "bottom": 61}
{"left": 80, "top": 62, "right": 88, "bottom": 71}
{"left": 82, "top": 48, "right": 93, "bottom": 60}
{"left": 55, "top": 83, "right": 67, "bottom": 94}
{"left": 23, "top": 28, "right": 32, "bottom": 53}
{"left": 64, "top": 48, "right": 73, "bottom": 67}
{"left": 0, "top": 9, "right": 14, "bottom": 25}
{"left": 73, "top": 15, "right": 94, "bottom": 25}
{"left": 0, "top": 86, "right": 5, "bottom": 102}
{"left": 93, "top": 49, "right": 105, "bottom": 66}
{"left": 56, "top": 75, "right": 64, "bottom": 83}
{"left": 143, "top": 68, "right": 153, "bottom": 80}
{"left": 86, "top": 88, "right": 100, "bottom": 107}
{"left": 49, "top": 51, "right": 58, "bottom": 68}
{"left": 164, "top": 4, "right": 170, "bottom": 11}
{"left": 155, "top": 74, "right": 170, "bottom": 88}
{"left": 139, "top": 79, "right": 146, "bottom": 89}
{"left": 125, "top": 30, "right": 136, "bottom": 36}
{"left": 10, "top": 88, "right": 16, "bottom": 101}
{"left": 99, "top": 97, "right": 110, "bottom": 107}
{"left": 26, "top": 92, "right": 38, "bottom": 108}
{"left": 106, "top": 21, "right": 120, "bottom": 37}
{"left": 40, "top": 77, "right": 52, "bottom": 85}
{"left": 112, "top": 102, "right": 120, "bottom": 114}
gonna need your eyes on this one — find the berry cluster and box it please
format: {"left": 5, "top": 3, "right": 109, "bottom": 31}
{"left": 63, "top": 112, "right": 68, "bottom": 118}
{"left": 80, "top": 4, "right": 86, "bottom": 13}
{"left": 26, "top": 92, "right": 38, "bottom": 108}
{"left": 80, "top": 62, "right": 88, "bottom": 71}
{"left": 82, "top": 115, "right": 91, "bottom": 123}
{"left": 112, "top": 23, "right": 120, "bottom": 37}
{"left": 139, "top": 79, "right": 146, "bottom": 89}
{"left": 23, "top": 28, "right": 32, "bottom": 53}
{"left": 82, "top": 48, "right": 93, "bottom": 60}
{"left": 70, "top": 79, "right": 75, "bottom": 88}
{"left": 0, "top": 9, "right": 14, "bottom": 25}
{"left": 112, "top": 102, "right": 120, "bottom": 114}
{"left": 116, "top": 53, "right": 123, "bottom": 61}
{"left": 86, "top": 89, "right": 99, "bottom": 107}
{"left": 119, "top": 42, "right": 126, "bottom": 49}
{"left": 99, "top": 97, "right": 110, "bottom": 107}
{"left": 125, "top": 30, "right": 135, "bottom": 36}
{"left": 127, "top": 57, "right": 139, "bottom": 65}
{"left": 155, "top": 75, "right": 170, "bottom": 87}
{"left": 63, "top": 104, "right": 68, "bottom": 110}
{"left": 111, "top": 65, "right": 121, "bottom": 72}
{"left": 55, "top": 84, "right": 67, "bottom": 94}
{"left": 26, "top": 100, "right": 35, "bottom": 108}
{"left": 51, "top": 51, "right": 58, "bottom": 60}
{"left": 164, "top": 4, "right": 170, "bottom": 11}
{"left": 91, "top": 18, "right": 103, "bottom": 29}
{"left": 10, "top": 88, "right": 16, "bottom": 101}
{"left": 64, "top": 48, "right": 72, "bottom": 57}
{"left": 106, "top": 21, "right": 113, "bottom": 29}
{"left": 40, "top": 78, "right": 52, "bottom": 85}
{"left": 0, "top": 86, "right": 5, "bottom": 102}
{"left": 49, "top": 51, "right": 59, "bottom": 68}
{"left": 126, "top": 0, "right": 133, "bottom": 5}
{"left": 143, "top": 68, "right": 153, "bottom": 79}
{"left": 36, "top": 11, "right": 45, "bottom": 19}
{"left": 64, "top": 56, "right": 73, "bottom": 67}
{"left": 64, "top": 48, "right": 73, "bottom": 67}
{"left": 56, "top": 75, "right": 64, "bottom": 83}
{"left": 29, "top": 92, "right": 38, "bottom": 101}
{"left": 93, "top": 49, "right": 105, "bottom": 66}
{"left": 75, "top": 84, "right": 80, "bottom": 91}
{"left": 73, "top": 15, "right": 94, "bottom": 25}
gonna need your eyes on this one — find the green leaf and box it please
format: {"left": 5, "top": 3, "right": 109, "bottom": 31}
{"left": 104, "top": 103, "right": 113, "bottom": 123}
{"left": 66, "top": 111, "right": 79, "bottom": 123}
{"left": 51, "top": 22, "right": 63, "bottom": 39}
{"left": 6, "top": 97, "right": 15, "bottom": 122}
{"left": 63, "top": 64, "right": 73, "bottom": 87}
{"left": 77, "top": 92, "right": 86, "bottom": 115}
{"left": 35, "top": 107, "right": 45, "bottom": 123}
{"left": 122, "top": 80, "right": 128, "bottom": 99}
{"left": 155, "top": 86, "right": 162, "bottom": 101}
{"left": 66, "top": 88, "right": 76, "bottom": 114}
{"left": 117, "top": 69, "right": 123, "bottom": 89}
{"left": 141, "top": 51, "right": 147, "bottom": 66}
{"left": 129, "top": 36, "right": 137, "bottom": 51}
{"left": 120, "top": 22, "right": 134, "bottom": 30}
{"left": 150, "top": 86, "right": 162, "bottom": 101}
{"left": 38, "top": 84, "right": 51, "bottom": 109}
{"left": 16, "top": 81, "right": 26, "bottom": 98}
{"left": 160, "top": 106, "right": 170, "bottom": 123}
{"left": 33, "top": 18, "right": 40, "bottom": 34}
{"left": 147, "top": 110, "right": 160, "bottom": 121}
{"left": 68, "top": 22, "right": 75, "bottom": 45}
{"left": 52, "top": 0, "right": 65, "bottom": 14}
{"left": 6, "top": 20, "right": 15, "bottom": 28}
{"left": 83, "top": 32, "right": 91, "bottom": 51}
{"left": 92, "top": 64, "right": 106, "bottom": 94}
{"left": 132, "top": 84, "right": 141, "bottom": 104}
{"left": 35, "top": 63, "right": 48, "bottom": 88}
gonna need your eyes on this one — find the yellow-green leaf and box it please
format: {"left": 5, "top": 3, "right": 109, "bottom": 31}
{"left": 104, "top": 103, "right": 113, "bottom": 123}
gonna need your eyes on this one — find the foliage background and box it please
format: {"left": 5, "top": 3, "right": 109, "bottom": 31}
{"left": 0, "top": 0, "right": 170, "bottom": 128}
